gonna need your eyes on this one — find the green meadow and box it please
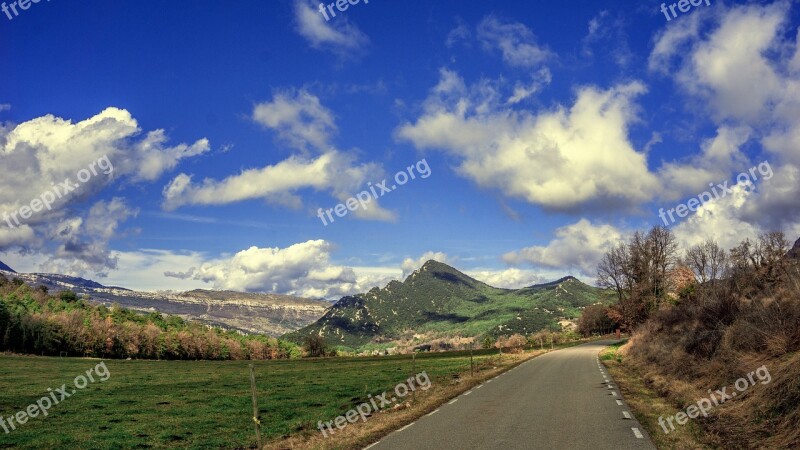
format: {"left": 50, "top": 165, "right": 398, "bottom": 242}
{"left": 0, "top": 350, "right": 504, "bottom": 449}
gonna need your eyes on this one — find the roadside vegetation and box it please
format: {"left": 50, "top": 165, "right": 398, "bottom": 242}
{"left": 0, "top": 275, "right": 300, "bottom": 360}
{"left": 601, "top": 342, "right": 711, "bottom": 449}
{"left": 593, "top": 228, "right": 800, "bottom": 449}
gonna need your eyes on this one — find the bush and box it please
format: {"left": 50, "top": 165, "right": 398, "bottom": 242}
{"left": 59, "top": 290, "right": 79, "bottom": 303}
{"left": 303, "top": 335, "right": 333, "bottom": 357}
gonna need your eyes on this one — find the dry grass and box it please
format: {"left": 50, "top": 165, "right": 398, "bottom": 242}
{"left": 601, "top": 345, "right": 713, "bottom": 449}
{"left": 619, "top": 273, "right": 800, "bottom": 449}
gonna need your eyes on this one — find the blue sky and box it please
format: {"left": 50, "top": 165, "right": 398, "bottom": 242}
{"left": 1, "top": 0, "right": 799, "bottom": 297}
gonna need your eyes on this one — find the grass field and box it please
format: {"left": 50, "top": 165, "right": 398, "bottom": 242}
{"left": 0, "top": 348, "right": 521, "bottom": 449}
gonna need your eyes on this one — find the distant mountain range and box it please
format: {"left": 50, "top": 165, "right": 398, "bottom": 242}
{"left": 0, "top": 258, "right": 616, "bottom": 345}
{"left": 0, "top": 262, "right": 330, "bottom": 336}
{"left": 284, "top": 260, "right": 615, "bottom": 348}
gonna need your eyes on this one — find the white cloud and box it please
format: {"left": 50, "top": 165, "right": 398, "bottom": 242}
{"left": 507, "top": 68, "right": 552, "bottom": 105}
{"left": 40, "top": 198, "right": 139, "bottom": 277}
{"left": 166, "top": 240, "right": 380, "bottom": 299}
{"left": 0, "top": 108, "right": 206, "bottom": 276}
{"left": 503, "top": 219, "right": 626, "bottom": 277}
{"left": 657, "top": 126, "right": 752, "bottom": 201}
{"left": 293, "top": 0, "right": 369, "bottom": 56}
{"left": 163, "top": 91, "right": 395, "bottom": 221}
{"left": 253, "top": 89, "right": 336, "bottom": 152}
{"left": 0, "top": 104, "right": 10, "bottom": 112}
{"left": 649, "top": 1, "right": 800, "bottom": 230}
{"left": 466, "top": 268, "right": 547, "bottom": 289}
{"left": 161, "top": 149, "right": 393, "bottom": 221}
{"left": 397, "top": 70, "right": 659, "bottom": 212}
{"left": 672, "top": 183, "right": 761, "bottom": 251}
{"left": 0, "top": 224, "right": 36, "bottom": 248}
{"left": 648, "top": 9, "right": 706, "bottom": 74}
{"left": 679, "top": 2, "right": 787, "bottom": 124}
{"left": 476, "top": 15, "right": 553, "bottom": 68}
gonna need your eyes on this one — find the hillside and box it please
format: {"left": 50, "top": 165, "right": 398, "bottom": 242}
{"left": 0, "top": 275, "right": 301, "bottom": 360}
{"left": 0, "top": 269, "right": 330, "bottom": 336}
{"left": 285, "top": 260, "right": 615, "bottom": 348}
{"left": 599, "top": 232, "right": 800, "bottom": 449}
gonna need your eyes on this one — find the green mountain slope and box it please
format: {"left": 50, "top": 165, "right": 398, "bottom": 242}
{"left": 284, "top": 261, "right": 615, "bottom": 348}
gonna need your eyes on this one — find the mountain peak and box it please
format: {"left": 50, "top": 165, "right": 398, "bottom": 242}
{"left": 420, "top": 259, "right": 451, "bottom": 270}
{"left": 522, "top": 275, "right": 583, "bottom": 290}
{"left": 407, "top": 260, "right": 483, "bottom": 286}
{"left": 0, "top": 260, "right": 15, "bottom": 273}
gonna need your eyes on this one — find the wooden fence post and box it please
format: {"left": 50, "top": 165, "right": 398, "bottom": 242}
{"left": 249, "top": 364, "right": 263, "bottom": 449}
{"left": 411, "top": 352, "right": 417, "bottom": 402}
{"left": 470, "top": 343, "right": 474, "bottom": 377}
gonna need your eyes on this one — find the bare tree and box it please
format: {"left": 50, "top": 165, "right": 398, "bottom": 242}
{"left": 595, "top": 226, "right": 678, "bottom": 330}
{"left": 646, "top": 226, "right": 679, "bottom": 298}
{"left": 684, "top": 239, "right": 728, "bottom": 284}
{"left": 597, "top": 243, "right": 630, "bottom": 302}
{"left": 728, "top": 231, "right": 791, "bottom": 295}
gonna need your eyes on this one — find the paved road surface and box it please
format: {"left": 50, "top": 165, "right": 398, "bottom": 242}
{"left": 369, "top": 341, "right": 657, "bottom": 450}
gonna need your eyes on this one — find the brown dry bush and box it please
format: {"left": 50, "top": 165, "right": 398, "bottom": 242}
{"left": 624, "top": 268, "right": 800, "bottom": 449}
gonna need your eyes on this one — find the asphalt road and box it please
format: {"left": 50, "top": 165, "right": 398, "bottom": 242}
{"left": 368, "top": 341, "right": 657, "bottom": 450}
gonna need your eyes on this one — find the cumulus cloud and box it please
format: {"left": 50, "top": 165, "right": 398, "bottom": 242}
{"left": 165, "top": 240, "right": 382, "bottom": 298}
{"left": 649, "top": 1, "right": 800, "bottom": 230}
{"left": 466, "top": 268, "right": 547, "bottom": 289}
{"left": 0, "top": 108, "right": 207, "bottom": 228}
{"left": 0, "top": 225, "right": 36, "bottom": 248}
{"left": 39, "top": 198, "right": 139, "bottom": 277}
{"left": 672, "top": 183, "right": 762, "bottom": 251}
{"left": 0, "top": 108, "right": 206, "bottom": 275}
{"left": 397, "top": 70, "right": 659, "bottom": 212}
{"left": 503, "top": 219, "right": 626, "bottom": 277}
{"left": 252, "top": 89, "right": 336, "bottom": 152}
{"left": 293, "top": 0, "right": 369, "bottom": 57}
{"left": 657, "top": 126, "right": 752, "bottom": 201}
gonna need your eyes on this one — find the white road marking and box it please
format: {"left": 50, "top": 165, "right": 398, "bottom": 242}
{"left": 476, "top": 384, "right": 483, "bottom": 389}
{"left": 426, "top": 409, "right": 440, "bottom": 417}
{"left": 464, "top": 390, "right": 473, "bottom": 396}
{"left": 607, "top": 385, "right": 613, "bottom": 389}
{"left": 398, "top": 423, "right": 415, "bottom": 432}
{"left": 623, "top": 411, "right": 632, "bottom": 419}
{"left": 616, "top": 400, "right": 623, "bottom": 406}
{"left": 363, "top": 442, "right": 380, "bottom": 450}
{"left": 632, "top": 428, "right": 644, "bottom": 439}
{"left": 611, "top": 391, "right": 617, "bottom": 396}
{"left": 448, "top": 398, "right": 458, "bottom": 405}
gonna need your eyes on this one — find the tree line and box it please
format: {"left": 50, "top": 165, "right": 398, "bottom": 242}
{"left": 0, "top": 276, "right": 301, "bottom": 360}
{"left": 578, "top": 226, "right": 797, "bottom": 336}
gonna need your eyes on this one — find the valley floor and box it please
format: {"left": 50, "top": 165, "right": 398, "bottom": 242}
{"left": 0, "top": 347, "right": 556, "bottom": 449}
